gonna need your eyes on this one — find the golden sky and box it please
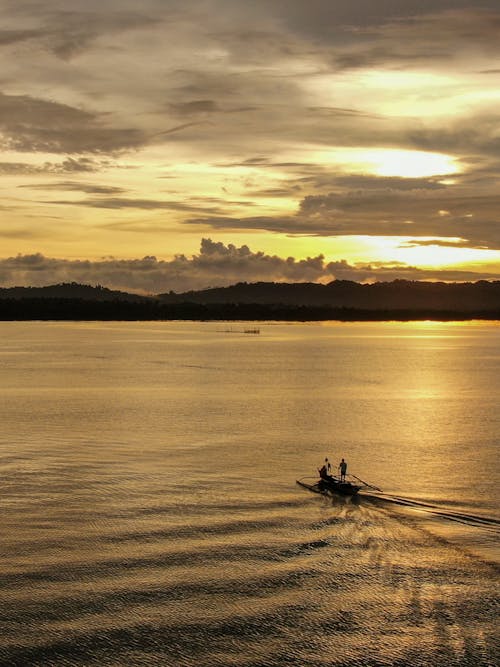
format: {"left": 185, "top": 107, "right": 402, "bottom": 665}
{"left": 1, "top": 0, "right": 500, "bottom": 292}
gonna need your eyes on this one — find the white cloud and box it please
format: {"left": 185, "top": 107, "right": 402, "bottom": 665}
{"left": 0, "top": 239, "right": 497, "bottom": 294}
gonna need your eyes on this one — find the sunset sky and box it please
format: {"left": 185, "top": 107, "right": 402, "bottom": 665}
{"left": 1, "top": 0, "right": 500, "bottom": 293}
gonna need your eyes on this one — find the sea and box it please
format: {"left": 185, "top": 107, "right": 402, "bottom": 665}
{"left": 0, "top": 320, "right": 498, "bottom": 666}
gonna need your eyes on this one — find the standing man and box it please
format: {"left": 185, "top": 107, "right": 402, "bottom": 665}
{"left": 338, "top": 458, "right": 347, "bottom": 481}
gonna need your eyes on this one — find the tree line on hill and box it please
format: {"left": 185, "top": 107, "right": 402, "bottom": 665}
{"left": 0, "top": 280, "right": 499, "bottom": 321}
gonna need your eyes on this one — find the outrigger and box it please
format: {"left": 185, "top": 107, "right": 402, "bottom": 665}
{"left": 296, "top": 471, "right": 381, "bottom": 497}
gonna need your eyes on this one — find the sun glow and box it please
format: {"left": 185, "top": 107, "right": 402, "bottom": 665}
{"left": 370, "top": 236, "right": 500, "bottom": 268}
{"left": 399, "top": 244, "right": 498, "bottom": 268}
{"left": 312, "top": 147, "right": 460, "bottom": 179}
{"left": 362, "top": 149, "right": 460, "bottom": 178}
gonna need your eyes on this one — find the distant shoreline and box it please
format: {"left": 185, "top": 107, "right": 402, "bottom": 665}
{"left": 1, "top": 298, "right": 499, "bottom": 322}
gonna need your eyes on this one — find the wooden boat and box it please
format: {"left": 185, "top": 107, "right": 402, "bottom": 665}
{"left": 296, "top": 473, "right": 381, "bottom": 497}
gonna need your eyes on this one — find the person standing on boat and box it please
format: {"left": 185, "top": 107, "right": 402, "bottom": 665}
{"left": 338, "top": 458, "right": 347, "bottom": 481}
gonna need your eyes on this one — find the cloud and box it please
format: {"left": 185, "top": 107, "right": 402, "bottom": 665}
{"left": 402, "top": 239, "right": 481, "bottom": 249}
{"left": 0, "top": 158, "right": 106, "bottom": 175}
{"left": 407, "top": 115, "right": 500, "bottom": 159}
{"left": 18, "top": 181, "right": 128, "bottom": 195}
{"left": 0, "top": 29, "right": 41, "bottom": 46}
{"left": 0, "top": 92, "right": 146, "bottom": 154}
{"left": 186, "top": 171, "right": 500, "bottom": 250}
{"left": 168, "top": 100, "right": 256, "bottom": 116}
{"left": 268, "top": 4, "right": 500, "bottom": 68}
{"left": 1, "top": 5, "right": 498, "bottom": 161}
{"left": 254, "top": 1, "right": 500, "bottom": 33}
{"left": 169, "top": 100, "right": 220, "bottom": 115}
{"left": 43, "top": 196, "right": 226, "bottom": 213}
{"left": 0, "top": 239, "right": 497, "bottom": 294}
{"left": 0, "top": 5, "right": 159, "bottom": 60}
{"left": 329, "top": 9, "right": 500, "bottom": 70}
{"left": 0, "top": 1, "right": 498, "bottom": 276}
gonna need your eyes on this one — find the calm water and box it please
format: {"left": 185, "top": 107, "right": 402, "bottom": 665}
{"left": 0, "top": 320, "right": 498, "bottom": 666}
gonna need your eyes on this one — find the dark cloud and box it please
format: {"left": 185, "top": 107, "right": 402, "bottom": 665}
{"left": 19, "top": 182, "right": 128, "bottom": 195}
{"left": 307, "top": 106, "right": 381, "bottom": 119}
{"left": 264, "top": 2, "right": 500, "bottom": 56}
{"left": 402, "top": 239, "right": 485, "bottom": 249}
{"left": 153, "top": 121, "right": 208, "bottom": 139}
{"left": 328, "top": 10, "right": 500, "bottom": 71}
{"left": 0, "top": 29, "right": 41, "bottom": 46}
{"left": 0, "top": 92, "right": 145, "bottom": 154}
{"left": 300, "top": 173, "right": 448, "bottom": 192}
{"left": 0, "top": 6, "right": 159, "bottom": 60}
{"left": 219, "top": 157, "right": 313, "bottom": 169}
{"left": 0, "top": 158, "right": 103, "bottom": 175}
{"left": 44, "top": 196, "right": 225, "bottom": 214}
{"left": 0, "top": 91, "right": 93, "bottom": 127}
{"left": 255, "top": 0, "right": 500, "bottom": 33}
{"left": 168, "top": 100, "right": 256, "bottom": 116}
{"left": 49, "top": 11, "right": 158, "bottom": 60}
{"left": 247, "top": 187, "right": 301, "bottom": 198}
{"left": 169, "top": 100, "right": 220, "bottom": 115}
{"left": 0, "top": 1, "right": 498, "bottom": 276}
{"left": 0, "top": 238, "right": 496, "bottom": 293}
{"left": 187, "top": 184, "right": 500, "bottom": 250}
{"left": 407, "top": 115, "right": 500, "bottom": 159}
{"left": 54, "top": 158, "right": 109, "bottom": 173}
{"left": 0, "top": 227, "right": 46, "bottom": 240}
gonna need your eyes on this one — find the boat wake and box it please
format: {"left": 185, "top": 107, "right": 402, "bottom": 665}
{"left": 1, "top": 485, "right": 498, "bottom": 667}
{"left": 366, "top": 492, "right": 500, "bottom": 531}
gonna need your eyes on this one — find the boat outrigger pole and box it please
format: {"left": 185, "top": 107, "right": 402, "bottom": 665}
{"left": 350, "top": 474, "right": 382, "bottom": 492}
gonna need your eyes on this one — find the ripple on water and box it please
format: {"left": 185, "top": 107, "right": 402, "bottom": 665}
{"left": 0, "top": 496, "right": 498, "bottom": 666}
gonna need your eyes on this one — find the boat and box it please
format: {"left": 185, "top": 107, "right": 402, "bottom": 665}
{"left": 296, "top": 473, "right": 381, "bottom": 497}
{"left": 220, "top": 327, "right": 260, "bottom": 334}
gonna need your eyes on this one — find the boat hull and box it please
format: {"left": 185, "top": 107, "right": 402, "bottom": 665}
{"left": 297, "top": 478, "right": 361, "bottom": 496}
{"left": 318, "top": 479, "right": 361, "bottom": 496}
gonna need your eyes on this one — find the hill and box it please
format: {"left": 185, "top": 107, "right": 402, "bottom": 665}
{"left": 157, "top": 279, "right": 500, "bottom": 312}
{"left": 0, "top": 282, "right": 149, "bottom": 302}
{"left": 1, "top": 279, "right": 499, "bottom": 320}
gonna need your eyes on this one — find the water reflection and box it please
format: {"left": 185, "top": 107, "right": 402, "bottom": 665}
{"left": 0, "top": 321, "right": 498, "bottom": 665}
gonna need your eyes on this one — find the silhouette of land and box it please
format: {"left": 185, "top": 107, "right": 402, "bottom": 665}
{"left": 0, "top": 280, "right": 499, "bottom": 321}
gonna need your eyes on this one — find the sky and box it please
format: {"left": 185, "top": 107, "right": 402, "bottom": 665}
{"left": 1, "top": 0, "right": 500, "bottom": 293}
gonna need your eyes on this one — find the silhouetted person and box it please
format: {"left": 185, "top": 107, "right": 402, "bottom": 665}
{"left": 338, "top": 458, "right": 347, "bottom": 481}
{"left": 319, "top": 457, "right": 332, "bottom": 480}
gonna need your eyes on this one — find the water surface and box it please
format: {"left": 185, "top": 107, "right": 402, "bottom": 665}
{"left": 0, "top": 321, "right": 498, "bottom": 666}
